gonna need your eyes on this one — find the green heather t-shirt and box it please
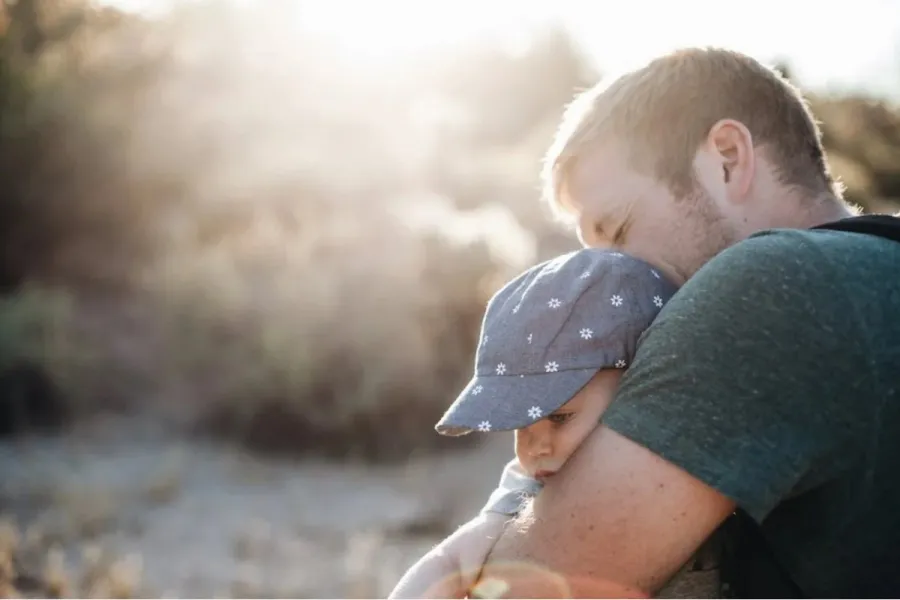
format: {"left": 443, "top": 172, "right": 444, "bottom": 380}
{"left": 603, "top": 227, "right": 900, "bottom": 598}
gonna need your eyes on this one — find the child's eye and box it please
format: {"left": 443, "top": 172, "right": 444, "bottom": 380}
{"left": 547, "top": 412, "right": 574, "bottom": 425}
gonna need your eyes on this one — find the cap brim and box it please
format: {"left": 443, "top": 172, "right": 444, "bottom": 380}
{"left": 435, "top": 368, "right": 598, "bottom": 436}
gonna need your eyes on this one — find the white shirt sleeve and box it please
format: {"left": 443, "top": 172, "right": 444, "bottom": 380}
{"left": 480, "top": 457, "right": 543, "bottom": 516}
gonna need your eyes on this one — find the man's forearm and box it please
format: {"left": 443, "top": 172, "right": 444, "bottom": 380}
{"left": 476, "top": 509, "right": 652, "bottom": 598}
{"left": 473, "top": 426, "right": 734, "bottom": 598}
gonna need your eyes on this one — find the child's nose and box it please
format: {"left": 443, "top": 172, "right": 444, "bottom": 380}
{"left": 527, "top": 432, "right": 552, "bottom": 457}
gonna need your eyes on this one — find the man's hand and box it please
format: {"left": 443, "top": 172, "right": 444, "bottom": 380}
{"left": 476, "top": 424, "right": 736, "bottom": 598}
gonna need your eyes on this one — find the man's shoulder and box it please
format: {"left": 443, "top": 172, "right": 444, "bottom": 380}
{"left": 637, "top": 224, "right": 894, "bottom": 389}
{"left": 605, "top": 225, "right": 894, "bottom": 524}
{"left": 674, "top": 225, "right": 898, "bottom": 308}
{"left": 664, "top": 229, "right": 828, "bottom": 318}
{"left": 721, "top": 224, "right": 898, "bottom": 268}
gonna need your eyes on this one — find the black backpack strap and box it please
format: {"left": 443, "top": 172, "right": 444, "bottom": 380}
{"left": 718, "top": 510, "right": 805, "bottom": 598}
{"left": 810, "top": 213, "right": 900, "bottom": 242}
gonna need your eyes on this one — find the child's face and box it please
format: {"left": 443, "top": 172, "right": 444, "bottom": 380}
{"left": 514, "top": 369, "right": 623, "bottom": 481}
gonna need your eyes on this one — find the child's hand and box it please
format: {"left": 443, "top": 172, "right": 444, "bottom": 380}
{"left": 388, "top": 512, "right": 510, "bottom": 599}
{"left": 454, "top": 512, "right": 509, "bottom": 591}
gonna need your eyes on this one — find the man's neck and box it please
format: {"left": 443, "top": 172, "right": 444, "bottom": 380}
{"left": 784, "top": 194, "right": 857, "bottom": 230}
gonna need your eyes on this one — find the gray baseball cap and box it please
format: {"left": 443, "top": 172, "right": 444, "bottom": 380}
{"left": 435, "top": 248, "right": 677, "bottom": 436}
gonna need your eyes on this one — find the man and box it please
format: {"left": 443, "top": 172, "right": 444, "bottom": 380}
{"left": 475, "top": 47, "right": 900, "bottom": 598}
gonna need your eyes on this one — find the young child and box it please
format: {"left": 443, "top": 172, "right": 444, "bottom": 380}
{"left": 388, "top": 247, "right": 677, "bottom": 599}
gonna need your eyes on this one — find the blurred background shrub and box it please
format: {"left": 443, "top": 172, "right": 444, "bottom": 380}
{"left": 0, "top": 0, "right": 897, "bottom": 461}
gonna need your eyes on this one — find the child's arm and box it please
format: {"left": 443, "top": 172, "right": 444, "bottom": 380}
{"left": 388, "top": 512, "right": 509, "bottom": 598}
{"left": 388, "top": 459, "right": 543, "bottom": 598}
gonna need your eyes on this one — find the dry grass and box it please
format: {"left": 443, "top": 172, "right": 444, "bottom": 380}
{"left": 53, "top": 485, "right": 122, "bottom": 540}
{"left": 0, "top": 517, "right": 145, "bottom": 599}
{"left": 0, "top": 508, "right": 427, "bottom": 598}
{"left": 0, "top": 429, "right": 517, "bottom": 598}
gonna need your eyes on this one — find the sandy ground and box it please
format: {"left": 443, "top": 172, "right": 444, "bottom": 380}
{"left": 0, "top": 416, "right": 516, "bottom": 598}
{"left": 0, "top": 415, "right": 721, "bottom": 598}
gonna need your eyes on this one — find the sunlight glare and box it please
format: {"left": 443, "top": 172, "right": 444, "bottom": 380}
{"left": 290, "top": 1, "right": 556, "bottom": 63}
{"left": 98, "top": 0, "right": 900, "bottom": 96}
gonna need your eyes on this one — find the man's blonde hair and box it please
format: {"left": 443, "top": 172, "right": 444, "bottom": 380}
{"left": 543, "top": 47, "right": 841, "bottom": 219}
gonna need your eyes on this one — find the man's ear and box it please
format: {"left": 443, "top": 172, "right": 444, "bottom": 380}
{"left": 707, "top": 119, "right": 755, "bottom": 202}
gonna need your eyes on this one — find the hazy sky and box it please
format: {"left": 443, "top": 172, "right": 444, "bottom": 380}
{"left": 102, "top": 0, "right": 900, "bottom": 98}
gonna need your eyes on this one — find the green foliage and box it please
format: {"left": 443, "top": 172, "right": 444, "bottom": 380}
{"left": 0, "top": 0, "right": 160, "bottom": 290}
{"left": 0, "top": 284, "right": 71, "bottom": 372}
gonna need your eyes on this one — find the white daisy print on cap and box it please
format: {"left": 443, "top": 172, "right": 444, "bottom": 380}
{"left": 433, "top": 247, "right": 679, "bottom": 438}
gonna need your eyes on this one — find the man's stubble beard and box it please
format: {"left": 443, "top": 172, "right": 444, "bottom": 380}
{"left": 677, "top": 185, "right": 743, "bottom": 280}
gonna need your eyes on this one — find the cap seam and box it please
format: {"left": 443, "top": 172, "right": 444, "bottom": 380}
{"left": 540, "top": 253, "right": 647, "bottom": 365}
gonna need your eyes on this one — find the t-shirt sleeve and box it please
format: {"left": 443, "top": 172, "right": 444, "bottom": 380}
{"left": 481, "top": 458, "right": 544, "bottom": 516}
{"left": 602, "top": 230, "right": 872, "bottom": 522}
